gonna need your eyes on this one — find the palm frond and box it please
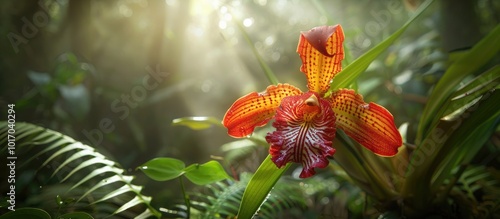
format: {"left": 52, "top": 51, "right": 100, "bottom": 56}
{"left": 0, "top": 122, "right": 160, "bottom": 218}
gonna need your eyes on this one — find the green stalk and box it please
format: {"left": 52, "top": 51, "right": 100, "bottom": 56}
{"left": 232, "top": 15, "right": 279, "bottom": 85}
{"left": 179, "top": 177, "right": 190, "bottom": 218}
{"left": 334, "top": 132, "right": 395, "bottom": 200}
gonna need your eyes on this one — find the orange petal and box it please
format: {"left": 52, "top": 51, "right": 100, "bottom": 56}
{"left": 223, "top": 84, "right": 302, "bottom": 138}
{"left": 330, "top": 89, "right": 402, "bottom": 156}
{"left": 297, "top": 25, "right": 345, "bottom": 95}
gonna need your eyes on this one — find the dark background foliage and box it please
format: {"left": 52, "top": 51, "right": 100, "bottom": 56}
{"left": 0, "top": 0, "right": 498, "bottom": 217}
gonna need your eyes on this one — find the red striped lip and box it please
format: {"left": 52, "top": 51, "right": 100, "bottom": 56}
{"left": 266, "top": 92, "right": 336, "bottom": 178}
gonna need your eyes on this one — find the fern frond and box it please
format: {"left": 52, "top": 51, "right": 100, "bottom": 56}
{"left": 178, "top": 173, "right": 306, "bottom": 219}
{"left": 452, "top": 165, "right": 500, "bottom": 218}
{"left": 0, "top": 122, "right": 160, "bottom": 218}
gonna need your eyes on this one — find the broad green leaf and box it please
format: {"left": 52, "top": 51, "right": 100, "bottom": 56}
{"left": 138, "top": 157, "right": 186, "bottom": 181}
{"left": 0, "top": 208, "right": 51, "bottom": 219}
{"left": 328, "top": 0, "right": 435, "bottom": 92}
{"left": 417, "top": 24, "right": 500, "bottom": 141}
{"left": 184, "top": 161, "right": 230, "bottom": 185}
{"left": 237, "top": 155, "right": 290, "bottom": 219}
{"left": 58, "top": 212, "right": 94, "bottom": 219}
{"left": 172, "top": 116, "right": 223, "bottom": 130}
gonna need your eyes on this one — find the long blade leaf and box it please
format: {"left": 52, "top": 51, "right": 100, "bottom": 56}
{"left": 328, "top": 0, "right": 435, "bottom": 92}
{"left": 237, "top": 155, "right": 289, "bottom": 219}
{"left": 417, "top": 24, "right": 500, "bottom": 141}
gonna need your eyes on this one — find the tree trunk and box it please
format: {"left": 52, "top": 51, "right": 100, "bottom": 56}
{"left": 440, "top": 0, "right": 481, "bottom": 52}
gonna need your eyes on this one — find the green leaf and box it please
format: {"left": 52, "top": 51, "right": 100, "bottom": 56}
{"left": 417, "top": 24, "right": 500, "bottom": 141}
{"left": 0, "top": 208, "right": 51, "bottom": 219}
{"left": 0, "top": 122, "right": 161, "bottom": 218}
{"left": 62, "top": 157, "right": 116, "bottom": 183}
{"left": 51, "top": 149, "right": 103, "bottom": 178}
{"left": 404, "top": 89, "right": 500, "bottom": 210}
{"left": 451, "top": 66, "right": 500, "bottom": 101}
{"left": 328, "top": 0, "right": 435, "bottom": 92}
{"left": 68, "top": 166, "right": 124, "bottom": 191}
{"left": 135, "top": 209, "right": 156, "bottom": 219}
{"left": 172, "top": 117, "right": 223, "bottom": 130}
{"left": 440, "top": 66, "right": 500, "bottom": 117}
{"left": 77, "top": 175, "right": 134, "bottom": 202}
{"left": 92, "top": 184, "right": 142, "bottom": 205}
{"left": 113, "top": 196, "right": 151, "bottom": 216}
{"left": 138, "top": 157, "right": 186, "bottom": 181}
{"left": 430, "top": 118, "right": 496, "bottom": 193}
{"left": 331, "top": 132, "right": 395, "bottom": 201}
{"left": 237, "top": 155, "right": 290, "bottom": 219}
{"left": 58, "top": 212, "right": 94, "bottom": 219}
{"left": 184, "top": 161, "right": 230, "bottom": 185}
{"left": 41, "top": 142, "right": 89, "bottom": 168}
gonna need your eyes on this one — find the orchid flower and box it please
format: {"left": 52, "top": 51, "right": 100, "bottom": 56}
{"left": 223, "top": 25, "right": 402, "bottom": 178}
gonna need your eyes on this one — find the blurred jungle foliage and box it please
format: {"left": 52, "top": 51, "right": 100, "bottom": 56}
{"left": 0, "top": 0, "right": 499, "bottom": 218}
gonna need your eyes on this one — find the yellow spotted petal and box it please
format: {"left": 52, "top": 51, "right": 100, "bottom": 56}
{"left": 223, "top": 84, "right": 302, "bottom": 138}
{"left": 330, "top": 89, "right": 402, "bottom": 156}
{"left": 297, "top": 25, "right": 345, "bottom": 95}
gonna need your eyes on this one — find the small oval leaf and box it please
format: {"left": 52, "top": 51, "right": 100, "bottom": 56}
{"left": 172, "top": 117, "right": 222, "bottom": 130}
{"left": 184, "top": 160, "right": 230, "bottom": 185}
{"left": 138, "top": 157, "right": 185, "bottom": 181}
